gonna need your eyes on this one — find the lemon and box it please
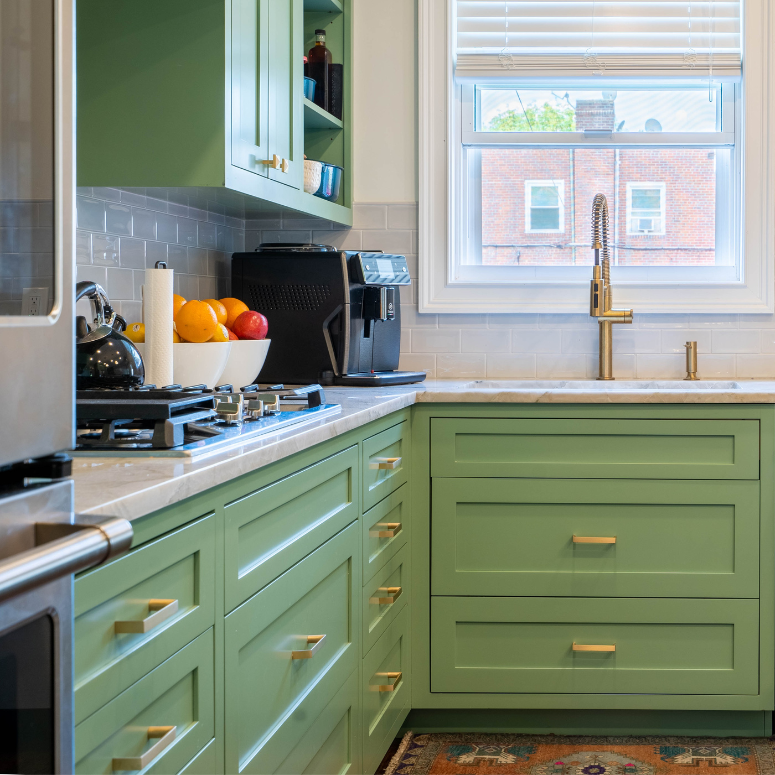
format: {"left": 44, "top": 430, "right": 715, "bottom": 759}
{"left": 125, "top": 322, "right": 145, "bottom": 343}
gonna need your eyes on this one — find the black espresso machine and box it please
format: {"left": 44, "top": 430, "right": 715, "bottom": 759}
{"left": 231, "top": 244, "right": 426, "bottom": 386}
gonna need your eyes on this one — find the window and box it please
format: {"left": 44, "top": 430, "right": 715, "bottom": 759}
{"left": 525, "top": 181, "right": 564, "bottom": 233}
{"left": 626, "top": 183, "right": 666, "bottom": 236}
{"left": 418, "top": 0, "right": 775, "bottom": 314}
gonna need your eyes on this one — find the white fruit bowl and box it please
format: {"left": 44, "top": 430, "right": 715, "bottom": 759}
{"left": 136, "top": 342, "right": 232, "bottom": 389}
{"left": 218, "top": 339, "right": 271, "bottom": 390}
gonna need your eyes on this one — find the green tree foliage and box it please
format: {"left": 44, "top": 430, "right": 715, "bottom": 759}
{"left": 487, "top": 102, "right": 575, "bottom": 132}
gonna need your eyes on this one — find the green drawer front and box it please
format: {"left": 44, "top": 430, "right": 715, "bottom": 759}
{"left": 431, "top": 597, "right": 759, "bottom": 696}
{"left": 225, "top": 523, "right": 360, "bottom": 774}
{"left": 363, "top": 544, "right": 410, "bottom": 656}
{"left": 363, "top": 483, "right": 409, "bottom": 584}
{"left": 178, "top": 739, "right": 216, "bottom": 775}
{"left": 431, "top": 418, "right": 760, "bottom": 480}
{"left": 274, "top": 670, "right": 362, "bottom": 775}
{"left": 75, "top": 629, "right": 215, "bottom": 774}
{"left": 363, "top": 421, "right": 409, "bottom": 512}
{"left": 74, "top": 514, "right": 216, "bottom": 724}
{"left": 362, "top": 605, "right": 411, "bottom": 775}
{"left": 432, "top": 478, "right": 760, "bottom": 598}
{"left": 224, "top": 446, "right": 358, "bottom": 612}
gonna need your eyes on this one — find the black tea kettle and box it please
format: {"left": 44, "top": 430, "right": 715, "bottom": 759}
{"left": 75, "top": 281, "right": 145, "bottom": 389}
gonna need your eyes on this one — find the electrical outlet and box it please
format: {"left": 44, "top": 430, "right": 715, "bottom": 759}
{"left": 21, "top": 287, "right": 50, "bottom": 316}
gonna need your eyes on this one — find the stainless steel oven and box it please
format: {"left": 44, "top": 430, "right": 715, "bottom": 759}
{"left": 0, "top": 2, "right": 133, "bottom": 773}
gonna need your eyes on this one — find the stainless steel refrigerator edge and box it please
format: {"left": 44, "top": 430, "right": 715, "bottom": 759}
{"left": 0, "top": 0, "right": 74, "bottom": 466}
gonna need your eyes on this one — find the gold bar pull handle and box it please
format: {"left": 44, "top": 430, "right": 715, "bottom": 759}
{"left": 291, "top": 634, "right": 326, "bottom": 659}
{"left": 573, "top": 535, "right": 616, "bottom": 544}
{"left": 115, "top": 599, "right": 179, "bottom": 634}
{"left": 370, "top": 586, "right": 403, "bottom": 605}
{"left": 261, "top": 153, "right": 281, "bottom": 169}
{"left": 572, "top": 642, "right": 616, "bottom": 652}
{"left": 370, "top": 456, "right": 402, "bottom": 470}
{"left": 112, "top": 725, "right": 176, "bottom": 771}
{"left": 372, "top": 671, "right": 402, "bottom": 692}
{"left": 369, "top": 522, "right": 402, "bottom": 539}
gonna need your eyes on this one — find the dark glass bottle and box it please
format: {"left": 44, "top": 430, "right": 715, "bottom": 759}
{"left": 307, "top": 28, "right": 331, "bottom": 111}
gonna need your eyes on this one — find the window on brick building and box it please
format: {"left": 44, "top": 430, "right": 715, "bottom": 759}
{"left": 525, "top": 181, "right": 564, "bottom": 233}
{"left": 626, "top": 183, "right": 666, "bottom": 236}
{"left": 419, "top": 0, "right": 775, "bottom": 313}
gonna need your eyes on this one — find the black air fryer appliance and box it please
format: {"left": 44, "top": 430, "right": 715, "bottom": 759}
{"left": 231, "top": 244, "right": 426, "bottom": 386}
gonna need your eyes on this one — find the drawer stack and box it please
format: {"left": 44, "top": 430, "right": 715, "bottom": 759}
{"left": 223, "top": 446, "right": 361, "bottom": 775}
{"left": 429, "top": 417, "right": 761, "bottom": 700}
{"left": 361, "top": 420, "right": 412, "bottom": 775}
{"left": 74, "top": 515, "right": 217, "bottom": 774}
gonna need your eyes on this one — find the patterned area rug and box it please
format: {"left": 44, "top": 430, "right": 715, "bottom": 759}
{"left": 384, "top": 733, "right": 775, "bottom": 775}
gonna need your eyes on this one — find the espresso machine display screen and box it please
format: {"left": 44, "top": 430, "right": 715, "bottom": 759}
{"left": 353, "top": 253, "right": 410, "bottom": 286}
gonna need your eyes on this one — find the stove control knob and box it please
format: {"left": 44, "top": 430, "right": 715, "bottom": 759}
{"left": 257, "top": 393, "right": 280, "bottom": 415}
{"left": 245, "top": 400, "right": 264, "bottom": 419}
{"left": 216, "top": 401, "right": 243, "bottom": 424}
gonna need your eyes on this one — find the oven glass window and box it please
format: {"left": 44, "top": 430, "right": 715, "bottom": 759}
{"left": 0, "top": 0, "right": 55, "bottom": 316}
{"left": 0, "top": 614, "right": 55, "bottom": 774}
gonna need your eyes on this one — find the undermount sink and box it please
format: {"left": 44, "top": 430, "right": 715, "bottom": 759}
{"left": 465, "top": 380, "right": 742, "bottom": 390}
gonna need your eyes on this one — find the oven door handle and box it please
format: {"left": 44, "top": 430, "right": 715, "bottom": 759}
{"left": 0, "top": 517, "right": 133, "bottom": 604}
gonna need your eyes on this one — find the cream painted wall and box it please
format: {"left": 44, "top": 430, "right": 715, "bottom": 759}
{"left": 352, "top": 0, "right": 417, "bottom": 203}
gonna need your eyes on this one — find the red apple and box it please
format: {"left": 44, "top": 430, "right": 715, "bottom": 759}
{"left": 226, "top": 327, "right": 238, "bottom": 341}
{"left": 233, "top": 310, "right": 268, "bottom": 340}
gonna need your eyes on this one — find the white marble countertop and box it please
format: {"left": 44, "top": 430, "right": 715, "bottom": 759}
{"left": 71, "top": 378, "right": 775, "bottom": 520}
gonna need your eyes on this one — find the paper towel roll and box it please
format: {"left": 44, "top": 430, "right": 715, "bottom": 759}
{"left": 143, "top": 266, "right": 174, "bottom": 387}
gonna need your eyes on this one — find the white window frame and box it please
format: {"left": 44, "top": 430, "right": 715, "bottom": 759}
{"left": 525, "top": 181, "right": 565, "bottom": 234}
{"left": 418, "top": 0, "right": 775, "bottom": 314}
{"left": 626, "top": 182, "right": 666, "bottom": 236}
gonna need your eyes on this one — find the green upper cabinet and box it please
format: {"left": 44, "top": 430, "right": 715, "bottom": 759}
{"left": 77, "top": 0, "right": 352, "bottom": 225}
{"left": 230, "top": 0, "right": 304, "bottom": 192}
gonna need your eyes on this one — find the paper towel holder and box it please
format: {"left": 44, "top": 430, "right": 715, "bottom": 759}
{"left": 155, "top": 261, "right": 168, "bottom": 269}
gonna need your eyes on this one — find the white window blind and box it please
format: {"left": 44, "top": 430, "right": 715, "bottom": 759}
{"left": 456, "top": 1, "right": 742, "bottom": 78}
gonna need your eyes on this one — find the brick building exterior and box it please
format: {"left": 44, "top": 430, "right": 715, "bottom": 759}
{"left": 480, "top": 100, "right": 717, "bottom": 266}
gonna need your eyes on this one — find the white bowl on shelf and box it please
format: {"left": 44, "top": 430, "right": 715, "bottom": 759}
{"left": 219, "top": 339, "right": 271, "bottom": 389}
{"left": 136, "top": 342, "right": 232, "bottom": 389}
{"left": 304, "top": 160, "right": 323, "bottom": 194}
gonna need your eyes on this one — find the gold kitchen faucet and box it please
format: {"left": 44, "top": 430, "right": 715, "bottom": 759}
{"left": 589, "top": 193, "right": 633, "bottom": 380}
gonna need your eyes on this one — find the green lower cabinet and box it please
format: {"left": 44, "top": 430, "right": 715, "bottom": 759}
{"left": 362, "top": 483, "right": 409, "bottom": 585}
{"left": 432, "top": 478, "right": 760, "bottom": 598}
{"left": 430, "top": 417, "right": 760, "bottom": 480}
{"left": 74, "top": 515, "right": 216, "bottom": 724}
{"left": 75, "top": 629, "right": 215, "bottom": 774}
{"left": 274, "top": 670, "right": 362, "bottom": 775}
{"left": 224, "top": 523, "right": 360, "bottom": 774}
{"left": 178, "top": 739, "right": 216, "bottom": 775}
{"left": 362, "top": 606, "right": 411, "bottom": 775}
{"left": 362, "top": 545, "right": 409, "bottom": 656}
{"left": 224, "top": 446, "right": 358, "bottom": 612}
{"left": 431, "top": 597, "right": 759, "bottom": 696}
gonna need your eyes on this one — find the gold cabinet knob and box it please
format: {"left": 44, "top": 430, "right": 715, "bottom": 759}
{"left": 281, "top": 158, "right": 290, "bottom": 173}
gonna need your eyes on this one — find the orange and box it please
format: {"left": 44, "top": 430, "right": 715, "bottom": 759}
{"left": 209, "top": 323, "right": 230, "bottom": 342}
{"left": 125, "top": 322, "right": 145, "bottom": 343}
{"left": 175, "top": 300, "right": 219, "bottom": 343}
{"left": 203, "top": 299, "right": 228, "bottom": 326}
{"left": 172, "top": 294, "right": 186, "bottom": 321}
{"left": 172, "top": 329, "right": 182, "bottom": 343}
{"left": 220, "top": 297, "right": 249, "bottom": 329}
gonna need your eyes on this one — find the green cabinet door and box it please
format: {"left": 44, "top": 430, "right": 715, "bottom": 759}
{"left": 231, "top": 0, "right": 303, "bottom": 190}
{"left": 432, "top": 478, "right": 760, "bottom": 598}
{"left": 231, "top": 0, "right": 270, "bottom": 178}
{"left": 224, "top": 523, "right": 360, "bottom": 774}
{"left": 431, "top": 418, "right": 760, "bottom": 480}
{"left": 431, "top": 597, "right": 759, "bottom": 696}
{"left": 266, "top": 0, "right": 303, "bottom": 190}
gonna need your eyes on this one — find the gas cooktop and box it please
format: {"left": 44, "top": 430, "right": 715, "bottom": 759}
{"left": 74, "top": 384, "right": 340, "bottom": 457}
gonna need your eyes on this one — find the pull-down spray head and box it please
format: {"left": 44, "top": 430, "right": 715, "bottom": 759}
{"left": 591, "top": 192, "right": 610, "bottom": 273}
